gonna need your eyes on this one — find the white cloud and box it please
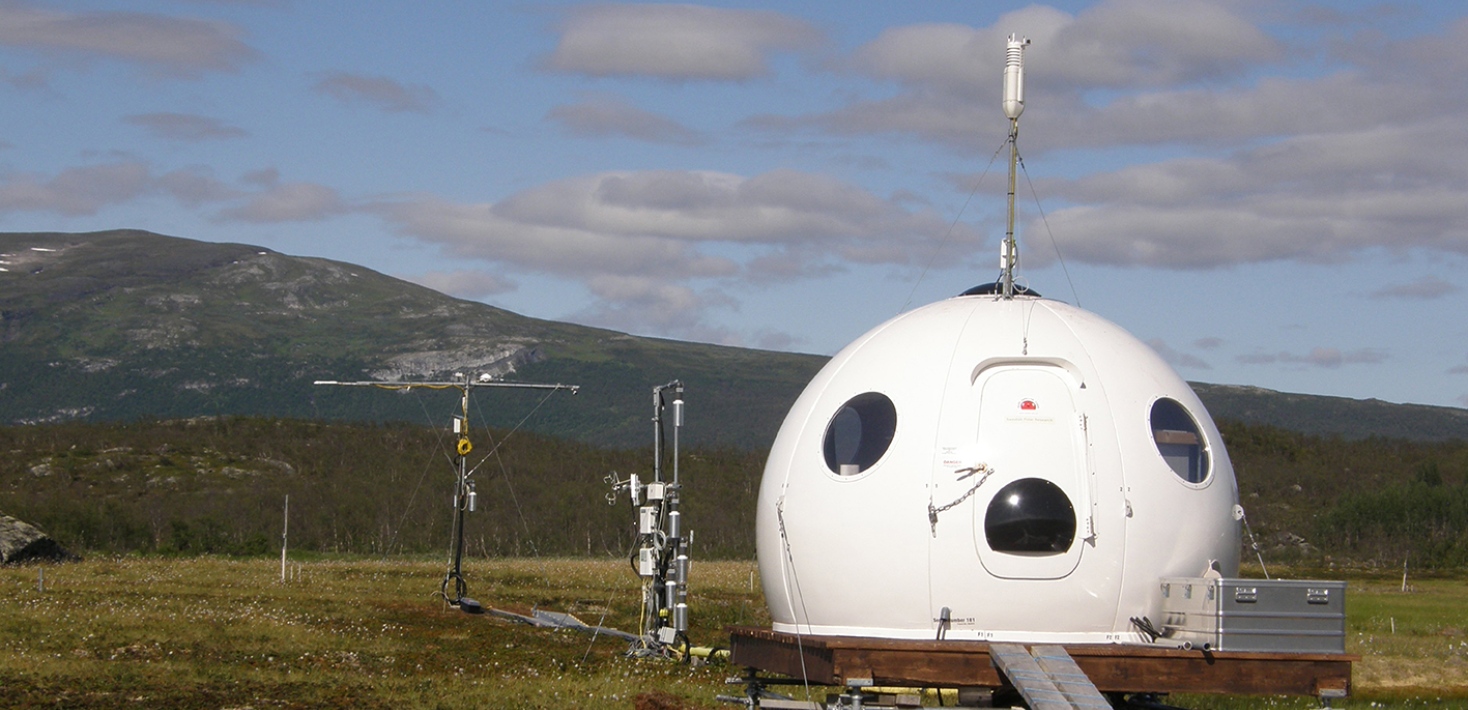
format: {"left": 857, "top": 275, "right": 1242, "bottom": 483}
{"left": 0, "top": 65, "right": 49, "bottom": 90}
{"left": 543, "top": 3, "right": 821, "bottom": 81}
{"left": 741, "top": 8, "right": 1468, "bottom": 286}
{"left": 1146, "top": 338, "right": 1211, "bottom": 370}
{"left": 1238, "top": 347, "right": 1388, "bottom": 369}
{"left": 374, "top": 195, "right": 723, "bottom": 278}
{"left": 157, "top": 168, "right": 237, "bottom": 206}
{"left": 312, "top": 72, "right": 438, "bottom": 114}
{"left": 176, "top": 0, "right": 284, "bottom": 6}
{"left": 408, "top": 270, "right": 517, "bottom": 300}
{"left": 216, "top": 183, "right": 345, "bottom": 223}
{"left": 1024, "top": 119, "right": 1468, "bottom": 268}
{"left": 848, "top": 0, "right": 1275, "bottom": 93}
{"left": 1371, "top": 275, "right": 1457, "bottom": 300}
{"left": 745, "top": 3, "right": 1468, "bottom": 275}
{"left": 547, "top": 94, "right": 707, "bottom": 145}
{"left": 371, "top": 168, "right": 984, "bottom": 339}
{"left": 1041, "top": 0, "right": 1281, "bottom": 88}
{"left": 1034, "top": 74, "right": 1422, "bottom": 151}
{"left": 752, "top": 328, "right": 803, "bottom": 352}
{"left": 1336, "top": 15, "right": 1468, "bottom": 91}
{"left": 0, "top": 159, "right": 344, "bottom": 226}
{"left": 812, "top": 0, "right": 1277, "bottom": 142}
{"left": 745, "top": 246, "right": 844, "bottom": 283}
{"left": 0, "top": 2, "right": 256, "bottom": 76}
{"left": 0, "top": 162, "right": 247, "bottom": 215}
{"left": 374, "top": 169, "right": 980, "bottom": 281}
{"left": 0, "top": 162, "right": 152, "bottom": 215}
{"left": 124, "top": 112, "right": 247, "bottom": 141}
{"left": 573, "top": 275, "right": 741, "bottom": 345}
{"left": 240, "top": 168, "right": 279, "bottom": 188}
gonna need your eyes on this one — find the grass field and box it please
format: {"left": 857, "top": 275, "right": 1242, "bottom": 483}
{"left": 2, "top": 557, "right": 1466, "bottom": 708}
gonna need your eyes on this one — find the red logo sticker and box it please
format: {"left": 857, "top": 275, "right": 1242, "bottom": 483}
{"left": 1019, "top": 399, "right": 1037, "bottom": 411}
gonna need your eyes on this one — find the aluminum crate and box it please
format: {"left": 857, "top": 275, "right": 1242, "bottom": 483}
{"left": 1158, "top": 577, "right": 1346, "bottom": 653}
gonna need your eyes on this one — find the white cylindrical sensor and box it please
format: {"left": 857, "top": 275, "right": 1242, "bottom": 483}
{"left": 675, "top": 553, "right": 690, "bottom": 585}
{"left": 1003, "top": 34, "right": 1030, "bottom": 120}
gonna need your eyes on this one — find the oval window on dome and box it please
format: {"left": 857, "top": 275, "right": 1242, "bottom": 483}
{"left": 1150, "top": 398, "right": 1210, "bottom": 484}
{"left": 822, "top": 392, "right": 897, "bottom": 476}
{"left": 984, "top": 478, "right": 1076, "bottom": 554}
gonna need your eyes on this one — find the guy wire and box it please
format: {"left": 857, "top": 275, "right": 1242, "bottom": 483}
{"left": 776, "top": 498, "right": 815, "bottom": 703}
{"left": 467, "top": 385, "right": 566, "bottom": 474}
{"left": 386, "top": 387, "right": 462, "bottom": 556}
{"left": 387, "top": 434, "right": 441, "bottom": 556}
{"left": 1018, "top": 152, "right": 1081, "bottom": 308}
{"left": 898, "top": 138, "right": 1008, "bottom": 315}
{"left": 468, "top": 388, "right": 567, "bottom": 579}
{"left": 1240, "top": 507, "right": 1271, "bottom": 580}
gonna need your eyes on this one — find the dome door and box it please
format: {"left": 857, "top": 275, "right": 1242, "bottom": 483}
{"left": 971, "top": 365, "right": 1089, "bottom": 580}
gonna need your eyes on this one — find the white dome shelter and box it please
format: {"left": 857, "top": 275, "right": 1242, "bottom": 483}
{"left": 753, "top": 36, "right": 1241, "bottom": 644}
{"left": 754, "top": 289, "right": 1241, "bottom": 643}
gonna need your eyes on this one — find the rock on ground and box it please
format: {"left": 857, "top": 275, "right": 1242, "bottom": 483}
{"left": 0, "top": 515, "right": 79, "bottom": 564}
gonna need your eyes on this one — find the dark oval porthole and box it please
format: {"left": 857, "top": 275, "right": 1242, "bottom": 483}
{"left": 1150, "top": 398, "right": 1210, "bottom": 484}
{"left": 822, "top": 392, "right": 897, "bottom": 475}
{"left": 984, "top": 478, "right": 1076, "bottom": 554}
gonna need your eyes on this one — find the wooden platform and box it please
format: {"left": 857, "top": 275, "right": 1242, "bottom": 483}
{"left": 728, "top": 627, "right": 1355, "bottom": 699}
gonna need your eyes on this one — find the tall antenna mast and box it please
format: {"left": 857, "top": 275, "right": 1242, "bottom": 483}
{"left": 1001, "top": 34, "right": 1030, "bottom": 300}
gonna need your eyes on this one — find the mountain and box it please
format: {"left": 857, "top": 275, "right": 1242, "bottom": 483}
{"left": 0, "top": 230, "right": 822, "bottom": 449}
{"left": 3, "top": 229, "right": 1467, "bottom": 447}
{"left": 1191, "top": 383, "right": 1468, "bottom": 443}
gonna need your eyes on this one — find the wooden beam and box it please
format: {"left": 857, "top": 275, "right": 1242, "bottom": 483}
{"left": 727, "top": 627, "right": 1356, "bottom": 698}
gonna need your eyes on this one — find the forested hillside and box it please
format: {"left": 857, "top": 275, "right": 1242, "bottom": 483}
{"left": 1221, "top": 420, "right": 1468, "bottom": 568}
{"left": 0, "top": 418, "right": 762, "bottom": 562}
{"left": 4, "top": 417, "right": 1468, "bottom": 568}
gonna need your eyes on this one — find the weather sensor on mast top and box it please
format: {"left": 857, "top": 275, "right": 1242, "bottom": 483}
{"left": 1003, "top": 33, "right": 1030, "bottom": 121}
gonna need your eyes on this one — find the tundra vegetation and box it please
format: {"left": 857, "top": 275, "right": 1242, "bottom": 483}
{"left": 1, "top": 558, "right": 1467, "bottom": 708}
{"left": 3, "top": 417, "right": 1468, "bottom": 707}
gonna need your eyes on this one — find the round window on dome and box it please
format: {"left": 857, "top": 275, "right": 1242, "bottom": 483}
{"left": 822, "top": 392, "right": 897, "bottom": 475}
{"left": 1150, "top": 398, "right": 1211, "bottom": 484}
{"left": 984, "top": 478, "right": 1076, "bottom": 554}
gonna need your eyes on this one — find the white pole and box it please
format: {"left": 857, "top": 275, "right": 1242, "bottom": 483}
{"left": 281, "top": 494, "right": 289, "bottom": 582}
{"left": 1000, "top": 34, "right": 1029, "bottom": 300}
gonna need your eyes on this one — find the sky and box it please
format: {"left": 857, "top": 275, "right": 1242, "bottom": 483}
{"left": 2, "top": 0, "right": 1467, "bottom": 410}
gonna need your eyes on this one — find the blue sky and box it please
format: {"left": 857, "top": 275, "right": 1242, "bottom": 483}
{"left": 2, "top": 1, "right": 1467, "bottom": 409}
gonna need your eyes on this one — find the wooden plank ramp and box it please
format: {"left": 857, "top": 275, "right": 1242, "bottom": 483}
{"left": 990, "top": 643, "right": 1111, "bottom": 710}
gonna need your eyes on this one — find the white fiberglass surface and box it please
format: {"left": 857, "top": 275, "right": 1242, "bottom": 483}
{"left": 757, "top": 295, "right": 1241, "bottom": 640}
{"left": 974, "top": 365, "right": 1087, "bottom": 580}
